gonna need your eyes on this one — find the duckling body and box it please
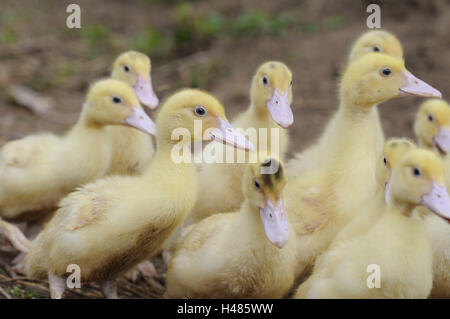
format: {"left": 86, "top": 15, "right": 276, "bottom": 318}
{"left": 295, "top": 149, "right": 450, "bottom": 298}
{"left": 332, "top": 138, "right": 416, "bottom": 244}
{"left": 425, "top": 215, "right": 450, "bottom": 298}
{"left": 186, "top": 61, "right": 293, "bottom": 225}
{"left": 107, "top": 51, "right": 159, "bottom": 176}
{"left": 167, "top": 157, "right": 296, "bottom": 298}
{"left": 26, "top": 156, "right": 197, "bottom": 283}
{"left": 105, "top": 127, "right": 154, "bottom": 176}
{"left": 297, "top": 208, "right": 433, "bottom": 298}
{"left": 286, "top": 53, "right": 441, "bottom": 278}
{"left": 414, "top": 99, "right": 450, "bottom": 298}
{"left": 286, "top": 111, "right": 380, "bottom": 276}
{"left": 25, "top": 89, "right": 251, "bottom": 298}
{"left": 287, "top": 30, "right": 403, "bottom": 178}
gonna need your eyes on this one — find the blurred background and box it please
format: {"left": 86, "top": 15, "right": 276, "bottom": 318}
{"left": 0, "top": 0, "right": 449, "bottom": 299}
{"left": 0, "top": 0, "right": 449, "bottom": 157}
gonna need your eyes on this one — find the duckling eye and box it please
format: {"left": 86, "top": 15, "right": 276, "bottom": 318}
{"left": 383, "top": 157, "right": 387, "bottom": 166}
{"left": 254, "top": 179, "right": 261, "bottom": 190}
{"left": 112, "top": 96, "right": 123, "bottom": 104}
{"left": 194, "top": 106, "right": 207, "bottom": 117}
{"left": 290, "top": 80, "right": 293, "bottom": 87}
{"left": 124, "top": 65, "right": 130, "bottom": 72}
{"left": 262, "top": 76, "right": 269, "bottom": 85}
{"left": 428, "top": 114, "right": 434, "bottom": 122}
{"left": 373, "top": 45, "right": 382, "bottom": 52}
{"left": 380, "top": 68, "right": 392, "bottom": 77}
{"left": 413, "top": 167, "right": 422, "bottom": 177}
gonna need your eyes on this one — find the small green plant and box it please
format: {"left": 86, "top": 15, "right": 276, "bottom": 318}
{"left": 322, "top": 16, "right": 346, "bottom": 31}
{"left": 195, "top": 13, "right": 224, "bottom": 38}
{"left": 8, "top": 285, "right": 22, "bottom": 297}
{"left": 229, "top": 11, "right": 295, "bottom": 36}
{"left": 133, "top": 28, "right": 166, "bottom": 54}
{"left": 0, "top": 28, "right": 18, "bottom": 45}
{"left": 300, "top": 23, "right": 319, "bottom": 35}
{"left": 173, "top": 3, "right": 224, "bottom": 55}
{"left": 82, "top": 24, "right": 111, "bottom": 57}
{"left": 229, "top": 11, "right": 270, "bottom": 35}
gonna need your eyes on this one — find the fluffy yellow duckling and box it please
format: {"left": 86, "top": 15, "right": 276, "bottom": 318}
{"left": 413, "top": 98, "right": 450, "bottom": 298}
{"left": 285, "top": 53, "right": 441, "bottom": 279}
{"left": 108, "top": 51, "right": 159, "bottom": 175}
{"left": 287, "top": 30, "right": 404, "bottom": 178}
{"left": 166, "top": 155, "right": 296, "bottom": 298}
{"left": 296, "top": 138, "right": 416, "bottom": 295}
{"left": 332, "top": 138, "right": 416, "bottom": 244}
{"left": 295, "top": 149, "right": 450, "bottom": 298}
{"left": 186, "top": 61, "right": 293, "bottom": 225}
{"left": 24, "top": 89, "right": 251, "bottom": 299}
{"left": 0, "top": 79, "right": 155, "bottom": 246}
{"left": 414, "top": 99, "right": 450, "bottom": 159}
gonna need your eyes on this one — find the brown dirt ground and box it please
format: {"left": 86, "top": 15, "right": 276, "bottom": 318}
{"left": 0, "top": 0, "right": 449, "bottom": 298}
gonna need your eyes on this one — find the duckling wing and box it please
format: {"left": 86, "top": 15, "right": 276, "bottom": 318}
{"left": 176, "top": 213, "right": 233, "bottom": 253}
{"left": 64, "top": 189, "right": 107, "bottom": 231}
{"left": 0, "top": 133, "right": 59, "bottom": 169}
{"left": 285, "top": 170, "right": 332, "bottom": 236}
{"left": 57, "top": 177, "right": 127, "bottom": 232}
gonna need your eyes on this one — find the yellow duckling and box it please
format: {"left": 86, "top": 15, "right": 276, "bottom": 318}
{"left": 413, "top": 98, "right": 450, "bottom": 298}
{"left": 285, "top": 53, "right": 441, "bottom": 279}
{"left": 332, "top": 138, "right": 416, "bottom": 244}
{"left": 166, "top": 155, "right": 296, "bottom": 298}
{"left": 294, "top": 149, "right": 450, "bottom": 298}
{"left": 108, "top": 51, "right": 159, "bottom": 175}
{"left": 186, "top": 61, "right": 293, "bottom": 225}
{"left": 296, "top": 138, "right": 416, "bottom": 296}
{"left": 287, "top": 30, "right": 404, "bottom": 178}
{"left": 414, "top": 99, "right": 450, "bottom": 159}
{"left": 25, "top": 89, "right": 251, "bottom": 299}
{"left": 0, "top": 79, "right": 155, "bottom": 247}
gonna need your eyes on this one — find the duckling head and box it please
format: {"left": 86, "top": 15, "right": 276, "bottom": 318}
{"left": 414, "top": 99, "right": 450, "bottom": 155}
{"left": 111, "top": 51, "right": 159, "bottom": 109}
{"left": 156, "top": 89, "right": 253, "bottom": 151}
{"left": 243, "top": 155, "right": 289, "bottom": 248}
{"left": 389, "top": 149, "right": 450, "bottom": 223}
{"left": 376, "top": 137, "right": 416, "bottom": 203}
{"left": 341, "top": 53, "right": 441, "bottom": 108}
{"left": 83, "top": 78, "right": 156, "bottom": 135}
{"left": 348, "top": 30, "right": 403, "bottom": 62}
{"left": 250, "top": 61, "right": 294, "bottom": 128}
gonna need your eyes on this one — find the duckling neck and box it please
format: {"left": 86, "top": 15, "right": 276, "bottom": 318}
{"left": 248, "top": 102, "right": 278, "bottom": 127}
{"left": 145, "top": 139, "right": 196, "bottom": 182}
{"left": 340, "top": 97, "right": 374, "bottom": 117}
{"left": 228, "top": 201, "right": 272, "bottom": 248}
{"left": 388, "top": 200, "right": 419, "bottom": 220}
{"left": 417, "top": 138, "right": 439, "bottom": 155}
{"left": 329, "top": 100, "right": 379, "bottom": 165}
